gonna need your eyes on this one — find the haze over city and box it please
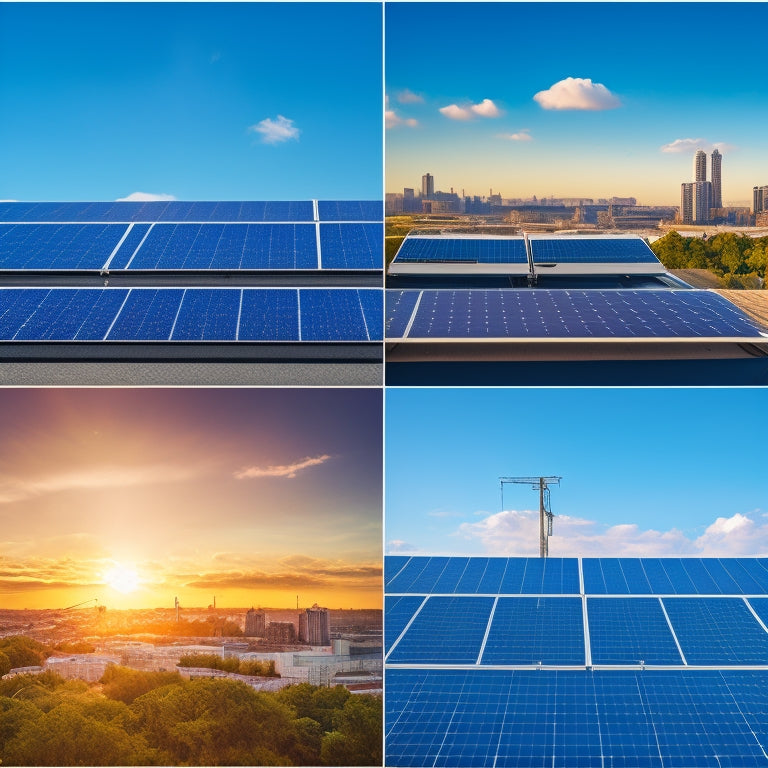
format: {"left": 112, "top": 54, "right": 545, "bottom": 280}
{"left": 0, "top": 389, "right": 382, "bottom": 611}
{"left": 386, "top": 3, "right": 768, "bottom": 206}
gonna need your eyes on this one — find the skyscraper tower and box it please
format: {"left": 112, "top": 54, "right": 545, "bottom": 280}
{"left": 299, "top": 603, "right": 331, "bottom": 645}
{"left": 422, "top": 173, "right": 434, "bottom": 198}
{"left": 711, "top": 149, "right": 722, "bottom": 208}
{"left": 694, "top": 150, "right": 707, "bottom": 182}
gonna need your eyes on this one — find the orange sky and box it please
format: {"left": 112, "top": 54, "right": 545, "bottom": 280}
{"left": 0, "top": 389, "right": 382, "bottom": 610}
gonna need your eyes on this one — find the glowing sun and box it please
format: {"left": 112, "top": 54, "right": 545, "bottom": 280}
{"left": 103, "top": 564, "right": 141, "bottom": 594}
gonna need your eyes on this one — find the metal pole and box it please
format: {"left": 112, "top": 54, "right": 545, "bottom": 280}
{"left": 539, "top": 478, "right": 546, "bottom": 558}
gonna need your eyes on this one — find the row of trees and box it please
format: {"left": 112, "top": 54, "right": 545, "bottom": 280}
{"left": 0, "top": 669, "right": 381, "bottom": 765}
{"left": 177, "top": 653, "right": 277, "bottom": 677}
{"left": 650, "top": 232, "right": 768, "bottom": 288}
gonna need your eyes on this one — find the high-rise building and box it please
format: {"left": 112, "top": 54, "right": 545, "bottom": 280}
{"left": 711, "top": 149, "right": 722, "bottom": 208}
{"left": 680, "top": 183, "right": 694, "bottom": 224}
{"left": 693, "top": 181, "right": 712, "bottom": 224}
{"left": 244, "top": 608, "right": 266, "bottom": 637}
{"left": 753, "top": 185, "right": 768, "bottom": 214}
{"left": 299, "top": 603, "right": 331, "bottom": 645}
{"left": 694, "top": 150, "right": 707, "bottom": 182}
{"left": 422, "top": 173, "right": 434, "bottom": 198}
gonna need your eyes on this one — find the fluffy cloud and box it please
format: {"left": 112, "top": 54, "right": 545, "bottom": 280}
{"left": 440, "top": 99, "right": 501, "bottom": 121}
{"left": 248, "top": 115, "right": 300, "bottom": 144}
{"left": 397, "top": 89, "right": 424, "bottom": 104}
{"left": 234, "top": 454, "right": 331, "bottom": 480}
{"left": 498, "top": 130, "right": 533, "bottom": 142}
{"left": 456, "top": 509, "right": 768, "bottom": 557}
{"left": 115, "top": 192, "right": 176, "bottom": 202}
{"left": 660, "top": 138, "right": 732, "bottom": 153}
{"left": 534, "top": 77, "right": 621, "bottom": 111}
{"left": 386, "top": 110, "right": 418, "bottom": 129}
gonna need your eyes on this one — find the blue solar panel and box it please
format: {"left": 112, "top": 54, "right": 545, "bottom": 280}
{"left": 316, "top": 200, "right": 382, "bottom": 221}
{"left": 124, "top": 224, "right": 319, "bottom": 270}
{"left": 385, "top": 595, "right": 425, "bottom": 653}
{"left": 391, "top": 290, "right": 767, "bottom": 340}
{"left": 387, "top": 597, "right": 495, "bottom": 664}
{"left": 663, "top": 598, "right": 768, "bottom": 665}
{"left": 319, "top": 223, "right": 382, "bottom": 269}
{"left": 481, "top": 598, "right": 584, "bottom": 665}
{"left": 0, "top": 224, "right": 128, "bottom": 269}
{"left": 385, "top": 556, "right": 412, "bottom": 589}
{"left": 0, "top": 288, "right": 381, "bottom": 343}
{"left": 385, "top": 290, "right": 420, "bottom": 338}
{"left": 748, "top": 598, "right": 768, "bottom": 629}
{"left": 587, "top": 597, "right": 683, "bottom": 665}
{"left": 394, "top": 237, "right": 528, "bottom": 264}
{"left": 386, "top": 669, "right": 768, "bottom": 768}
{"left": 530, "top": 237, "right": 661, "bottom": 264}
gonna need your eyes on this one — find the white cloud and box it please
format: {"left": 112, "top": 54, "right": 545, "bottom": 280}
{"left": 440, "top": 99, "right": 501, "bottom": 121}
{"left": 249, "top": 115, "right": 300, "bottom": 144}
{"left": 471, "top": 98, "right": 501, "bottom": 118}
{"left": 498, "top": 130, "right": 533, "bottom": 142}
{"left": 660, "top": 138, "right": 732, "bottom": 154}
{"left": 115, "top": 192, "right": 177, "bottom": 202}
{"left": 455, "top": 509, "right": 768, "bottom": 557}
{"left": 534, "top": 77, "right": 621, "bottom": 111}
{"left": 234, "top": 454, "right": 331, "bottom": 480}
{"left": 386, "top": 110, "right": 418, "bottom": 129}
{"left": 397, "top": 89, "right": 424, "bottom": 104}
{"left": 387, "top": 539, "right": 418, "bottom": 553}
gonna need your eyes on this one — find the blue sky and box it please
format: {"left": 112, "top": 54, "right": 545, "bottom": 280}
{"left": 386, "top": 3, "right": 768, "bottom": 206}
{"left": 386, "top": 388, "right": 768, "bottom": 558}
{"left": 0, "top": 3, "right": 382, "bottom": 201}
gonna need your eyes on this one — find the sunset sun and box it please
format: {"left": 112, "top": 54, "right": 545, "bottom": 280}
{"left": 103, "top": 564, "right": 140, "bottom": 594}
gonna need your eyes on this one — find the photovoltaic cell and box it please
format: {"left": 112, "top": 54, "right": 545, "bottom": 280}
{"left": 386, "top": 596, "right": 494, "bottom": 664}
{"left": 385, "top": 290, "right": 420, "bottom": 339}
{"left": 390, "top": 290, "right": 767, "bottom": 340}
{"left": 316, "top": 200, "right": 382, "bottom": 221}
{"left": 481, "top": 597, "right": 584, "bottom": 665}
{"left": 662, "top": 598, "right": 768, "bottom": 665}
{"left": 105, "top": 289, "right": 182, "bottom": 340}
{"left": 298, "top": 289, "right": 377, "bottom": 341}
{"left": 385, "top": 595, "right": 425, "bottom": 653}
{"left": 238, "top": 289, "right": 299, "bottom": 341}
{"left": 529, "top": 237, "right": 661, "bottom": 264}
{"left": 385, "top": 556, "right": 412, "bottom": 589}
{"left": 393, "top": 237, "right": 528, "bottom": 264}
{"left": 587, "top": 597, "right": 683, "bottom": 665}
{"left": 319, "top": 223, "right": 382, "bottom": 269}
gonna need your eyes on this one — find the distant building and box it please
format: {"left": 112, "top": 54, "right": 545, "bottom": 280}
{"left": 299, "top": 604, "right": 331, "bottom": 646}
{"left": 753, "top": 185, "right": 768, "bottom": 214}
{"left": 711, "top": 149, "right": 722, "bottom": 208}
{"left": 245, "top": 608, "right": 266, "bottom": 637}
{"left": 422, "top": 173, "right": 434, "bottom": 198}
{"left": 265, "top": 621, "right": 297, "bottom": 644}
{"left": 680, "top": 183, "right": 694, "bottom": 224}
{"left": 693, "top": 181, "right": 712, "bottom": 224}
{"left": 694, "top": 149, "right": 707, "bottom": 183}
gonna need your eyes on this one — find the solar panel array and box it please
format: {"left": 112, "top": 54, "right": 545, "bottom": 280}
{"left": 393, "top": 237, "right": 528, "bottom": 264}
{"left": 0, "top": 203, "right": 382, "bottom": 272}
{"left": 386, "top": 289, "right": 768, "bottom": 340}
{"left": 0, "top": 201, "right": 383, "bottom": 356}
{"left": 0, "top": 287, "right": 381, "bottom": 342}
{"left": 385, "top": 556, "right": 768, "bottom": 767}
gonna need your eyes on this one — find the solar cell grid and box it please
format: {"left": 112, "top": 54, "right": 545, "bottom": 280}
{"left": 384, "top": 556, "right": 411, "bottom": 588}
{"left": 662, "top": 598, "right": 768, "bottom": 665}
{"left": 316, "top": 200, "right": 382, "bottom": 221}
{"left": 587, "top": 597, "right": 683, "bottom": 665}
{"left": 319, "top": 223, "right": 382, "bottom": 269}
{"left": 394, "top": 237, "right": 528, "bottom": 264}
{"left": 481, "top": 597, "right": 585, "bottom": 665}
{"left": 747, "top": 598, "right": 768, "bottom": 630}
{"left": 385, "top": 595, "right": 425, "bottom": 653}
{"left": 386, "top": 596, "right": 494, "bottom": 664}
{"left": 529, "top": 237, "right": 660, "bottom": 264}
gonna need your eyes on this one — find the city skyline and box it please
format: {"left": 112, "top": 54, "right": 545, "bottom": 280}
{"left": 386, "top": 3, "right": 768, "bottom": 207}
{"left": 386, "top": 389, "right": 768, "bottom": 558}
{"left": 0, "top": 3, "right": 382, "bottom": 201}
{"left": 0, "top": 389, "right": 382, "bottom": 610}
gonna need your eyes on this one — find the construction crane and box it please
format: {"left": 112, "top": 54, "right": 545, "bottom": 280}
{"left": 499, "top": 476, "right": 561, "bottom": 558}
{"left": 64, "top": 598, "right": 100, "bottom": 610}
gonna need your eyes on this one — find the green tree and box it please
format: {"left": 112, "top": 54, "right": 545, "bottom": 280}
{"left": 101, "top": 665, "right": 183, "bottom": 705}
{"left": 320, "top": 695, "right": 383, "bottom": 766}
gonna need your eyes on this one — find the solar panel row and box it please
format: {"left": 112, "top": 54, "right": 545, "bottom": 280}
{"left": 387, "top": 557, "right": 768, "bottom": 595}
{"left": 394, "top": 237, "right": 529, "bottom": 264}
{"left": 0, "top": 288, "right": 382, "bottom": 342}
{"left": 386, "top": 594, "right": 768, "bottom": 667}
{"left": 529, "top": 237, "right": 661, "bottom": 264}
{"left": 0, "top": 222, "right": 383, "bottom": 271}
{"left": 0, "top": 200, "right": 382, "bottom": 223}
{"left": 386, "top": 669, "right": 768, "bottom": 768}
{"left": 386, "top": 290, "right": 768, "bottom": 340}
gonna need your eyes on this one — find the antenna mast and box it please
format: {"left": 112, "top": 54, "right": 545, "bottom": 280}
{"left": 499, "top": 476, "right": 562, "bottom": 557}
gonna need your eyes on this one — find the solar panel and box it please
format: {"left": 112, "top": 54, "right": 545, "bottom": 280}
{"left": 385, "top": 557, "right": 768, "bottom": 767}
{"left": 319, "top": 223, "right": 382, "bottom": 269}
{"left": 393, "top": 237, "right": 528, "bottom": 264}
{"left": 316, "top": 200, "right": 382, "bottom": 221}
{"left": 386, "top": 289, "right": 768, "bottom": 340}
{"left": 529, "top": 236, "right": 661, "bottom": 264}
{"left": 0, "top": 288, "right": 382, "bottom": 342}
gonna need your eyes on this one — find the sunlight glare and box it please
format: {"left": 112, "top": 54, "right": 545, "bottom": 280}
{"left": 103, "top": 564, "right": 140, "bottom": 594}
